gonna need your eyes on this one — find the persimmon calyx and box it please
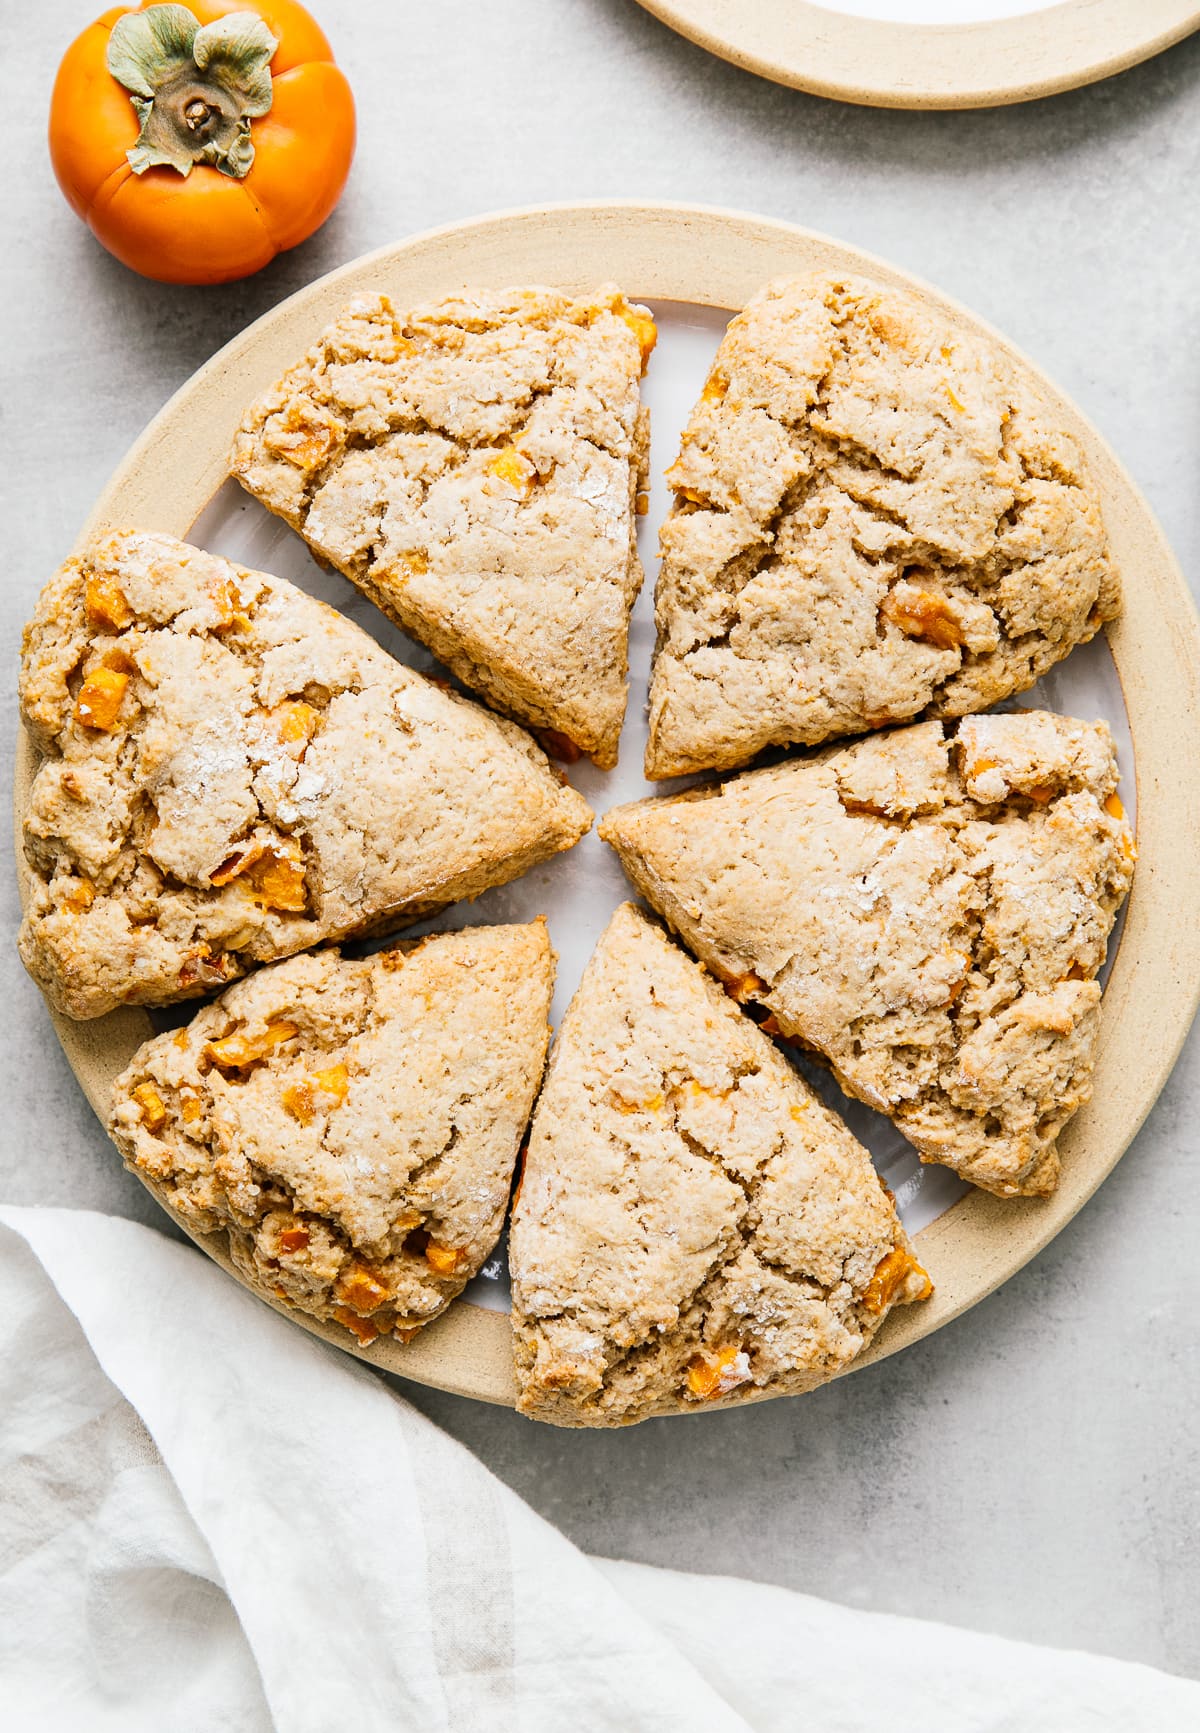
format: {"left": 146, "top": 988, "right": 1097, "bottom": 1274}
{"left": 105, "top": 5, "right": 279, "bottom": 180}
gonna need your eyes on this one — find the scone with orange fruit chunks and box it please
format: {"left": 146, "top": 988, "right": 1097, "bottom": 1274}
{"left": 509, "top": 902, "right": 930, "bottom": 1427}
{"left": 602, "top": 713, "right": 1135, "bottom": 1198}
{"left": 110, "top": 923, "right": 554, "bottom": 1347}
{"left": 18, "top": 531, "right": 590, "bottom": 1020}
{"left": 645, "top": 273, "right": 1119, "bottom": 778}
{"left": 231, "top": 285, "right": 655, "bottom": 769}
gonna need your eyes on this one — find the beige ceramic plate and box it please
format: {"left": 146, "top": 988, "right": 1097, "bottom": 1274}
{"left": 15, "top": 202, "right": 1200, "bottom": 1411}
{"left": 633, "top": 0, "right": 1200, "bottom": 109}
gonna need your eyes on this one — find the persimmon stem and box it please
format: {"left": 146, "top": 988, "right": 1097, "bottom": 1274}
{"left": 106, "top": 5, "right": 278, "bottom": 180}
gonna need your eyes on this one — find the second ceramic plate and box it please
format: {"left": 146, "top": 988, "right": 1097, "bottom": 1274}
{"left": 632, "top": 0, "right": 1200, "bottom": 109}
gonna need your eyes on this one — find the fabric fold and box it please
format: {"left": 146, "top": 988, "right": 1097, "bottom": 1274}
{"left": 1, "top": 1206, "right": 1196, "bottom": 1733}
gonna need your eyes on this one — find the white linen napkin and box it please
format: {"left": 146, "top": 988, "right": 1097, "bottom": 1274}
{"left": 2, "top": 1205, "right": 1195, "bottom": 1733}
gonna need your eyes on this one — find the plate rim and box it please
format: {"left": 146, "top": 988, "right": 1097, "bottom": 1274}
{"left": 631, "top": 0, "right": 1200, "bottom": 109}
{"left": 14, "top": 198, "right": 1200, "bottom": 1415}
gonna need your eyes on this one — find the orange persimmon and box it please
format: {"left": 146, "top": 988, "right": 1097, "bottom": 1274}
{"left": 49, "top": 1, "right": 355, "bottom": 284}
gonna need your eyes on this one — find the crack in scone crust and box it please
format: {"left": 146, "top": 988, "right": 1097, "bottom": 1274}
{"left": 601, "top": 713, "right": 1136, "bottom": 1198}
{"left": 508, "top": 902, "right": 929, "bottom": 1427}
{"left": 230, "top": 285, "right": 654, "bottom": 769}
{"left": 108, "top": 924, "right": 554, "bottom": 1346}
{"left": 646, "top": 274, "right": 1121, "bottom": 778}
{"left": 18, "top": 530, "right": 591, "bottom": 1019}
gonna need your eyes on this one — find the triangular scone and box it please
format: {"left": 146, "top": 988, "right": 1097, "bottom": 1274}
{"left": 509, "top": 903, "right": 930, "bottom": 1427}
{"left": 645, "top": 273, "right": 1120, "bottom": 778}
{"left": 18, "top": 531, "right": 590, "bottom": 1019}
{"left": 603, "top": 714, "right": 1135, "bottom": 1198}
{"left": 110, "top": 924, "right": 553, "bottom": 1346}
{"left": 230, "top": 286, "right": 655, "bottom": 769}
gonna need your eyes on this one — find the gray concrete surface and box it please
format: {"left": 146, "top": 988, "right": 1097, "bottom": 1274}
{"left": 5, "top": 0, "right": 1199, "bottom": 1679}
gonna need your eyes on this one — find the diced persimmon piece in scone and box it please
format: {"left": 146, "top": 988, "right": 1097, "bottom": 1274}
{"left": 109, "top": 924, "right": 554, "bottom": 1345}
{"left": 230, "top": 286, "right": 654, "bottom": 770}
{"left": 18, "top": 531, "right": 591, "bottom": 1019}
{"left": 601, "top": 713, "right": 1135, "bottom": 1198}
{"left": 645, "top": 273, "right": 1120, "bottom": 777}
{"left": 509, "top": 903, "right": 929, "bottom": 1428}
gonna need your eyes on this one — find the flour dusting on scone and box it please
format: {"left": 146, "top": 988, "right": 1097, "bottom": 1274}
{"left": 231, "top": 286, "right": 654, "bottom": 769}
{"left": 602, "top": 713, "right": 1135, "bottom": 1198}
{"left": 110, "top": 924, "right": 553, "bottom": 1346}
{"left": 646, "top": 274, "right": 1120, "bottom": 778}
{"left": 18, "top": 530, "right": 590, "bottom": 1019}
{"left": 509, "top": 903, "right": 930, "bottom": 1427}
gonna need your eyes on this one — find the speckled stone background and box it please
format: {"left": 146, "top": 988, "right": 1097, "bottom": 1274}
{"left": 6, "top": 0, "right": 1199, "bottom": 1679}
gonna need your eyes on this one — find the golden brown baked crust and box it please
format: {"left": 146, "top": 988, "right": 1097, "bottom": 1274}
{"left": 231, "top": 286, "right": 654, "bottom": 769}
{"left": 602, "top": 713, "right": 1136, "bottom": 1197}
{"left": 109, "top": 924, "right": 553, "bottom": 1346}
{"left": 646, "top": 274, "right": 1121, "bottom": 778}
{"left": 510, "top": 903, "right": 929, "bottom": 1427}
{"left": 19, "top": 530, "right": 590, "bottom": 1019}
